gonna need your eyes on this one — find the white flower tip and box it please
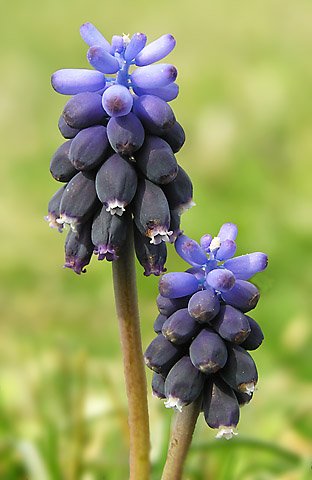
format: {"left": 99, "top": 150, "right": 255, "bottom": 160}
{"left": 106, "top": 200, "right": 126, "bottom": 216}
{"left": 176, "top": 200, "right": 196, "bottom": 215}
{"left": 240, "top": 382, "right": 256, "bottom": 396}
{"left": 210, "top": 236, "right": 221, "bottom": 251}
{"left": 164, "top": 396, "right": 184, "bottom": 413}
{"left": 57, "top": 214, "right": 78, "bottom": 232}
{"left": 216, "top": 426, "right": 238, "bottom": 440}
{"left": 149, "top": 228, "right": 173, "bottom": 245}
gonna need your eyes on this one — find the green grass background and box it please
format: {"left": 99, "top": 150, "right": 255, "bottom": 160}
{"left": 0, "top": 0, "right": 312, "bottom": 478}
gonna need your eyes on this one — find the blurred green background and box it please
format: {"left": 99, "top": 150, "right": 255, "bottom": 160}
{"left": 1, "top": 0, "right": 312, "bottom": 478}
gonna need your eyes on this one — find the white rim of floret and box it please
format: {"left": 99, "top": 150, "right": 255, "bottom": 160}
{"left": 44, "top": 214, "right": 64, "bottom": 233}
{"left": 56, "top": 214, "right": 79, "bottom": 232}
{"left": 164, "top": 396, "right": 184, "bottom": 413}
{"left": 149, "top": 227, "right": 173, "bottom": 245}
{"left": 215, "top": 426, "right": 238, "bottom": 440}
{"left": 175, "top": 199, "right": 196, "bottom": 215}
{"left": 209, "top": 236, "right": 221, "bottom": 252}
{"left": 106, "top": 200, "right": 126, "bottom": 216}
{"left": 240, "top": 382, "right": 256, "bottom": 396}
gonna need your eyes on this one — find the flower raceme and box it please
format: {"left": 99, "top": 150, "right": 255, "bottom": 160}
{"left": 46, "top": 23, "right": 193, "bottom": 275}
{"left": 145, "top": 223, "right": 268, "bottom": 439}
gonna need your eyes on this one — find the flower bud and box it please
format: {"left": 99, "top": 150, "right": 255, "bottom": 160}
{"left": 91, "top": 206, "right": 129, "bottom": 261}
{"left": 187, "top": 289, "right": 220, "bottom": 323}
{"left": 152, "top": 372, "right": 166, "bottom": 399}
{"left": 190, "top": 328, "right": 228, "bottom": 373}
{"left": 211, "top": 305, "right": 251, "bottom": 344}
{"left": 62, "top": 92, "right": 107, "bottom": 129}
{"left": 159, "top": 272, "right": 199, "bottom": 298}
{"left": 162, "top": 308, "right": 200, "bottom": 345}
{"left": 221, "top": 280, "right": 260, "bottom": 313}
{"left": 50, "top": 141, "right": 78, "bottom": 182}
{"left": 162, "top": 165, "right": 194, "bottom": 214}
{"left": 240, "top": 316, "right": 264, "bottom": 350}
{"left": 144, "top": 334, "right": 183, "bottom": 376}
{"left": 64, "top": 222, "right": 94, "bottom": 274}
{"left": 220, "top": 344, "right": 258, "bottom": 395}
{"left": 69, "top": 125, "right": 110, "bottom": 171}
{"left": 156, "top": 294, "right": 190, "bottom": 317}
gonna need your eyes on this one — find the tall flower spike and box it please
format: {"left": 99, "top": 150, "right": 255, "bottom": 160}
{"left": 146, "top": 222, "right": 268, "bottom": 438}
{"left": 48, "top": 23, "right": 194, "bottom": 275}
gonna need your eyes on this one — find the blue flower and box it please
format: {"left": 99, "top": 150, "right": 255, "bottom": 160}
{"left": 51, "top": 23, "right": 178, "bottom": 117}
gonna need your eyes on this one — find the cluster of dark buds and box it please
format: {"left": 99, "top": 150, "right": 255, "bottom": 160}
{"left": 46, "top": 23, "right": 194, "bottom": 275}
{"left": 145, "top": 223, "right": 268, "bottom": 439}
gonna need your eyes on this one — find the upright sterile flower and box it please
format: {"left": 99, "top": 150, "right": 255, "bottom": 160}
{"left": 145, "top": 223, "right": 268, "bottom": 439}
{"left": 47, "top": 23, "right": 193, "bottom": 274}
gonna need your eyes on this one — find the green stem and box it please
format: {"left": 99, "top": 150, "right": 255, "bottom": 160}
{"left": 112, "top": 225, "right": 150, "bottom": 480}
{"left": 161, "top": 396, "right": 201, "bottom": 480}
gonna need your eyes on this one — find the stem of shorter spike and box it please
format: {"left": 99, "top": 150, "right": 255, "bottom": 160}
{"left": 112, "top": 224, "right": 150, "bottom": 480}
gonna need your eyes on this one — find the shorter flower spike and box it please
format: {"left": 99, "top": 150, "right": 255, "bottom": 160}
{"left": 220, "top": 344, "right": 258, "bottom": 395}
{"left": 203, "top": 377, "right": 240, "bottom": 438}
{"left": 69, "top": 125, "right": 110, "bottom": 171}
{"left": 156, "top": 294, "right": 190, "bottom": 317}
{"left": 91, "top": 206, "right": 129, "bottom": 261}
{"left": 164, "top": 356, "right": 205, "bottom": 412}
{"left": 134, "top": 226, "right": 167, "bottom": 276}
{"left": 51, "top": 69, "right": 106, "bottom": 95}
{"left": 144, "top": 334, "right": 182, "bottom": 376}
{"left": 159, "top": 272, "right": 199, "bottom": 299}
{"left": 96, "top": 154, "right": 137, "bottom": 215}
{"left": 62, "top": 92, "right": 107, "bottom": 129}
{"left": 211, "top": 305, "right": 251, "bottom": 344}
{"left": 224, "top": 252, "right": 268, "bottom": 280}
{"left": 190, "top": 328, "right": 228, "bottom": 374}
{"left": 64, "top": 222, "right": 94, "bottom": 274}
{"left": 187, "top": 289, "right": 220, "bottom": 324}
{"left": 50, "top": 141, "right": 78, "bottom": 182}
{"left": 240, "top": 316, "right": 264, "bottom": 351}
{"left": 221, "top": 280, "right": 260, "bottom": 313}
{"left": 162, "top": 308, "right": 200, "bottom": 345}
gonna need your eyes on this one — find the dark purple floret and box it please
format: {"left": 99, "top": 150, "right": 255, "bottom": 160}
{"left": 69, "top": 125, "right": 110, "bottom": 171}
{"left": 58, "top": 115, "right": 80, "bottom": 139}
{"left": 162, "top": 308, "right": 200, "bottom": 345}
{"left": 133, "top": 95, "right": 175, "bottom": 135}
{"left": 188, "top": 289, "right": 220, "bottom": 323}
{"left": 45, "top": 185, "right": 66, "bottom": 231}
{"left": 164, "top": 356, "right": 205, "bottom": 411}
{"left": 156, "top": 294, "right": 191, "bottom": 317}
{"left": 153, "top": 313, "right": 168, "bottom": 334}
{"left": 62, "top": 92, "right": 107, "bottom": 129}
{"left": 59, "top": 171, "right": 100, "bottom": 232}
{"left": 134, "top": 226, "right": 167, "bottom": 276}
{"left": 64, "top": 222, "right": 94, "bottom": 274}
{"left": 190, "top": 328, "right": 228, "bottom": 374}
{"left": 96, "top": 154, "right": 137, "bottom": 215}
{"left": 91, "top": 205, "right": 129, "bottom": 261}
{"left": 50, "top": 141, "right": 78, "bottom": 182}
{"left": 240, "top": 316, "right": 264, "bottom": 351}
{"left": 135, "top": 135, "right": 178, "bottom": 185}
{"left": 133, "top": 179, "right": 172, "bottom": 244}
{"left": 160, "top": 121, "right": 185, "bottom": 153}
{"left": 152, "top": 372, "right": 166, "bottom": 399}
{"left": 211, "top": 305, "right": 251, "bottom": 344}
{"left": 162, "top": 165, "right": 194, "bottom": 214}
{"left": 107, "top": 112, "right": 145, "bottom": 156}
{"left": 144, "top": 334, "right": 183, "bottom": 376}
{"left": 203, "top": 377, "right": 240, "bottom": 438}
{"left": 220, "top": 344, "right": 258, "bottom": 395}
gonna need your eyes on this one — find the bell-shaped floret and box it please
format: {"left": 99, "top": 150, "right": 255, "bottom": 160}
{"left": 162, "top": 166, "right": 194, "bottom": 214}
{"left": 107, "top": 112, "right": 145, "bottom": 156}
{"left": 64, "top": 222, "right": 94, "bottom": 274}
{"left": 135, "top": 136, "right": 178, "bottom": 185}
{"left": 211, "top": 305, "right": 251, "bottom": 344}
{"left": 91, "top": 206, "right": 129, "bottom": 261}
{"left": 162, "top": 308, "right": 200, "bottom": 345}
{"left": 164, "top": 356, "right": 205, "bottom": 412}
{"left": 96, "top": 154, "right": 137, "bottom": 216}
{"left": 69, "top": 125, "right": 110, "bottom": 171}
{"left": 220, "top": 344, "right": 258, "bottom": 395}
{"left": 134, "top": 226, "right": 167, "bottom": 276}
{"left": 240, "top": 316, "right": 264, "bottom": 350}
{"left": 50, "top": 141, "right": 78, "bottom": 182}
{"left": 190, "top": 328, "right": 228, "bottom": 374}
{"left": 45, "top": 185, "right": 66, "bottom": 231}
{"left": 187, "top": 289, "right": 220, "bottom": 324}
{"left": 159, "top": 120, "right": 185, "bottom": 153}
{"left": 152, "top": 372, "right": 166, "bottom": 399}
{"left": 62, "top": 92, "right": 107, "bottom": 129}
{"left": 144, "top": 334, "right": 183, "bottom": 376}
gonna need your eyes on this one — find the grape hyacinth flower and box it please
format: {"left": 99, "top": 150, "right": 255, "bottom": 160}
{"left": 47, "top": 23, "right": 193, "bottom": 275}
{"left": 145, "top": 223, "right": 268, "bottom": 439}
